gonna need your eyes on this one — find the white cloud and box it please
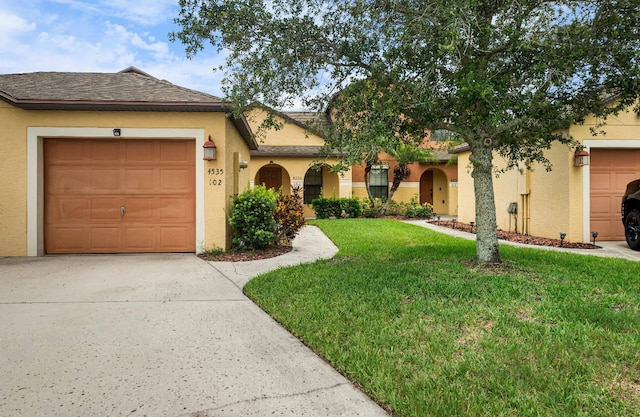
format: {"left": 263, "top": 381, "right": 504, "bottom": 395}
{"left": 0, "top": 0, "right": 227, "bottom": 97}
{"left": 0, "top": 10, "right": 36, "bottom": 35}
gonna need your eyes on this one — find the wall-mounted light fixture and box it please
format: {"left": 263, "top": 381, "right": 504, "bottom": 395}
{"left": 203, "top": 136, "right": 217, "bottom": 161}
{"left": 239, "top": 161, "right": 249, "bottom": 170}
{"left": 574, "top": 149, "right": 590, "bottom": 167}
{"left": 113, "top": 128, "right": 121, "bottom": 137}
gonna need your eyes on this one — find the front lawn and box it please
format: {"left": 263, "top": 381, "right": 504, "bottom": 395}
{"left": 243, "top": 219, "right": 640, "bottom": 417}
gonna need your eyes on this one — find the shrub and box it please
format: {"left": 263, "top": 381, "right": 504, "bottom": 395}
{"left": 403, "top": 196, "right": 434, "bottom": 218}
{"left": 274, "top": 186, "right": 306, "bottom": 244}
{"left": 340, "top": 198, "right": 362, "bottom": 218}
{"left": 312, "top": 197, "right": 362, "bottom": 219}
{"left": 228, "top": 185, "right": 277, "bottom": 249}
{"left": 311, "top": 197, "right": 333, "bottom": 219}
{"left": 360, "top": 197, "right": 384, "bottom": 218}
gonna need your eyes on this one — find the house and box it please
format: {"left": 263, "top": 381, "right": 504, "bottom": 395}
{"left": 247, "top": 108, "right": 353, "bottom": 218}
{"left": 248, "top": 108, "right": 459, "bottom": 218}
{"left": 0, "top": 67, "right": 257, "bottom": 256}
{"left": 350, "top": 145, "right": 458, "bottom": 216}
{"left": 455, "top": 106, "right": 640, "bottom": 243}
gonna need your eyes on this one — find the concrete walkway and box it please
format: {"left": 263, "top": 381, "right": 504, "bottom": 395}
{"left": 404, "top": 219, "right": 640, "bottom": 262}
{"left": 0, "top": 226, "right": 390, "bottom": 417}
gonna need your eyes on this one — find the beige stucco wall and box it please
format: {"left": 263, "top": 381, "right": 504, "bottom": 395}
{"left": 247, "top": 110, "right": 352, "bottom": 217}
{"left": 247, "top": 109, "right": 326, "bottom": 147}
{"left": 457, "top": 105, "right": 640, "bottom": 243}
{"left": 0, "top": 101, "right": 250, "bottom": 256}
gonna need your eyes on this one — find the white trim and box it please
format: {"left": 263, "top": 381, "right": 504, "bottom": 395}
{"left": 27, "top": 127, "right": 205, "bottom": 256}
{"left": 581, "top": 140, "right": 640, "bottom": 243}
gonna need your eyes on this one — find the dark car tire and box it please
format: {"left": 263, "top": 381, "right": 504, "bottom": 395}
{"left": 624, "top": 208, "right": 640, "bottom": 251}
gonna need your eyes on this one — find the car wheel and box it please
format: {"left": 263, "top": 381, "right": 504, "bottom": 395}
{"left": 624, "top": 208, "right": 640, "bottom": 251}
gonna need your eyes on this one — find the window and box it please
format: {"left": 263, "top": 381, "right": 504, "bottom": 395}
{"left": 369, "top": 166, "right": 389, "bottom": 199}
{"left": 303, "top": 168, "right": 323, "bottom": 204}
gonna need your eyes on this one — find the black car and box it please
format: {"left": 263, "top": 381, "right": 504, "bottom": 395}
{"left": 622, "top": 179, "right": 640, "bottom": 250}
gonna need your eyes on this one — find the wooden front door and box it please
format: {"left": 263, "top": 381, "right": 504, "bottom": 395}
{"left": 259, "top": 167, "right": 283, "bottom": 191}
{"left": 420, "top": 171, "right": 434, "bottom": 205}
{"left": 44, "top": 139, "right": 196, "bottom": 253}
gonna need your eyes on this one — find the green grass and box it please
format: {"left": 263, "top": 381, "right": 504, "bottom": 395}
{"left": 244, "top": 219, "right": 640, "bottom": 417}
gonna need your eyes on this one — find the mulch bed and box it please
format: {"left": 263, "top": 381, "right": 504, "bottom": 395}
{"left": 198, "top": 245, "right": 292, "bottom": 262}
{"left": 431, "top": 220, "right": 599, "bottom": 249}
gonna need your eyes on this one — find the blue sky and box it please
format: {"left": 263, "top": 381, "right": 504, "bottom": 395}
{"left": 0, "top": 0, "right": 226, "bottom": 97}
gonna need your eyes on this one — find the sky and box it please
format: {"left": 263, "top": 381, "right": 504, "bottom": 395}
{"left": 0, "top": 0, "right": 227, "bottom": 97}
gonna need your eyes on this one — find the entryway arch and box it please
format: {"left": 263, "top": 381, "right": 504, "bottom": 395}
{"left": 255, "top": 164, "right": 291, "bottom": 194}
{"left": 420, "top": 168, "right": 449, "bottom": 214}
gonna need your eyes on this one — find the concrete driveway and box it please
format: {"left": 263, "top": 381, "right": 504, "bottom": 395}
{"left": 0, "top": 228, "right": 390, "bottom": 416}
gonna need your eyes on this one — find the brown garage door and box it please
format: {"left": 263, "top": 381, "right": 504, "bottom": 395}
{"left": 590, "top": 148, "right": 640, "bottom": 240}
{"left": 45, "top": 139, "right": 195, "bottom": 254}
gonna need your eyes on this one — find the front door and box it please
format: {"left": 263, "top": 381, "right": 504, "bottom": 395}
{"left": 420, "top": 171, "right": 434, "bottom": 205}
{"left": 259, "top": 167, "right": 283, "bottom": 191}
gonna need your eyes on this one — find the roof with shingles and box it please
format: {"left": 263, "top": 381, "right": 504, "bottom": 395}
{"left": 0, "top": 67, "right": 257, "bottom": 149}
{"left": 250, "top": 146, "right": 328, "bottom": 157}
{"left": 0, "top": 67, "right": 224, "bottom": 105}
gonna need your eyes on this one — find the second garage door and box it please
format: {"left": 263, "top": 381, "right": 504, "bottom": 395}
{"left": 45, "top": 139, "right": 196, "bottom": 254}
{"left": 590, "top": 148, "right": 640, "bottom": 241}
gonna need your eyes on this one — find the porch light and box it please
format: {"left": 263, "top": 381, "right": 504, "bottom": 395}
{"left": 574, "top": 149, "right": 590, "bottom": 167}
{"left": 203, "top": 136, "right": 217, "bottom": 160}
{"left": 113, "top": 128, "right": 121, "bottom": 137}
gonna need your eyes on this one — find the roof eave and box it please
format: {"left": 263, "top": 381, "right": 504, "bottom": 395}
{"left": 0, "top": 95, "right": 258, "bottom": 148}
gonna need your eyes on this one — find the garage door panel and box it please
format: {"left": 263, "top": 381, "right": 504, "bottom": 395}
{"left": 125, "top": 169, "right": 155, "bottom": 191}
{"left": 90, "top": 198, "right": 123, "bottom": 220}
{"left": 45, "top": 139, "right": 195, "bottom": 254}
{"left": 125, "top": 198, "right": 155, "bottom": 220}
{"left": 591, "top": 172, "right": 612, "bottom": 191}
{"left": 91, "top": 141, "right": 120, "bottom": 161}
{"left": 126, "top": 142, "right": 156, "bottom": 162}
{"left": 161, "top": 141, "right": 189, "bottom": 162}
{"left": 91, "top": 169, "right": 120, "bottom": 191}
{"left": 124, "top": 227, "right": 156, "bottom": 251}
{"left": 46, "top": 227, "right": 87, "bottom": 253}
{"left": 48, "top": 168, "right": 91, "bottom": 192}
{"left": 46, "top": 198, "right": 91, "bottom": 221}
{"left": 91, "top": 227, "right": 121, "bottom": 251}
{"left": 160, "top": 168, "right": 193, "bottom": 191}
{"left": 159, "top": 198, "right": 195, "bottom": 220}
{"left": 160, "top": 227, "right": 193, "bottom": 250}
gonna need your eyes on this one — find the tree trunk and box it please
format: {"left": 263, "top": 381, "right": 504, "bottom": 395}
{"left": 470, "top": 144, "right": 501, "bottom": 264}
{"left": 382, "top": 165, "right": 409, "bottom": 215}
{"left": 364, "top": 161, "right": 375, "bottom": 205}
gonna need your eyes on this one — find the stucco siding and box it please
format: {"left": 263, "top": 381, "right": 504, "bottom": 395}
{"left": 0, "top": 102, "right": 28, "bottom": 255}
{"left": 1, "top": 105, "right": 247, "bottom": 256}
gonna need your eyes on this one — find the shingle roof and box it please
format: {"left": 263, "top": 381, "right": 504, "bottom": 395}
{"left": 0, "top": 67, "right": 257, "bottom": 149}
{"left": 250, "top": 146, "right": 329, "bottom": 157}
{"left": 0, "top": 67, "right": 225, "bottom": 108}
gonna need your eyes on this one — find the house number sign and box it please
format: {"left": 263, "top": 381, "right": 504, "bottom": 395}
{"left": 208, "top": 168, "right": 224, "bottom": 186}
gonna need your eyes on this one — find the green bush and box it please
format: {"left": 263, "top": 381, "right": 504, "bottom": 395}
{"left": 403, "top": 196, "right": 434, "bottom": 218}
{"left": 229, "top": 185, "right": 277, "bottom": 249}
{"left": 360, "top": 197, "right": 384, "bottom": 218}
{"left": 311, "top": 197, "right": 333, "bottom": 219}
{"left": 340, "top": 198, "right": 362, "bottom": 218}
{"left": 312, "top": 197, "right": 362, "bottom": 219}
{"left": 274, "top": 186, "right": 306, "bottom": 244}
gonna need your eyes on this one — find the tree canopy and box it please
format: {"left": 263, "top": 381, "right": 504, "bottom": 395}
{"left": 173, "top": 0, "right": 640, "bottom": 264}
